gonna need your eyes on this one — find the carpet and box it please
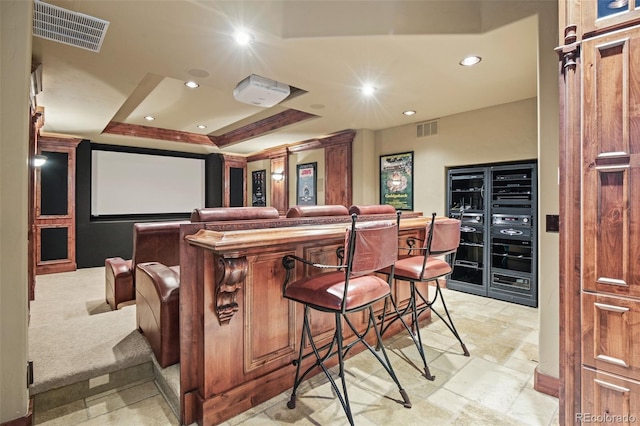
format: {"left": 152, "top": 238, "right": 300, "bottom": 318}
{"left": 29, "top": 267, "right": 153, "bottom": 395}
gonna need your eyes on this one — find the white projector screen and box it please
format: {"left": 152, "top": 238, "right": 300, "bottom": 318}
{"left": 91, "top": 149, "right": 205, "bottom": 216}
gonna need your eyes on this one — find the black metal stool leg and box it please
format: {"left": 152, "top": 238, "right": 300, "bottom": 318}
{"left": 431, "top": 281, "right": 469, "bottom": 356}
{"left": 287, "top": 305, "right": 310, "bottom": 409}
{"left": 367, "top": 306, "right": 412, "bottom": 408}
{"left": 408, "top": 282, "right": 435, "bottom": 380}
{"left": 335, "top": 313, "right": 354, "bottom": 426}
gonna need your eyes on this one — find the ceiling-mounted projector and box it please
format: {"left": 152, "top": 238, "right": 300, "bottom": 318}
{"left": 233, "top": 74, "right": 290, "bottom": 107}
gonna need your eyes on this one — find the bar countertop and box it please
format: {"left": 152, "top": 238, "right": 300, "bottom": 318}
{"left": 184, "top": 215, "right": 432, "bottom": 252}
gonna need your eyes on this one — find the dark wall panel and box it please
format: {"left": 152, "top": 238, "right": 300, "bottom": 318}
{"left": 40, "top": 151, "right": 68, "bottom": 216}
{"left": 230, "top": 167, "right": 244, "bottom": 207}
{"left": 41, "top": 227, "right": 68, "bottom": 261}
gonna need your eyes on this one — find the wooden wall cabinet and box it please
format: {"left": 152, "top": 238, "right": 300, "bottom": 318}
{"left": 35, "top": 136, "right": 80, "bottom": 275}
{"left": 560, "top": 1, "right": 640, "bottom": 422}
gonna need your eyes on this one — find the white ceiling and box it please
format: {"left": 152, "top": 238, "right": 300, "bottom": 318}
{"left": 31, "top": 0, "right": 541, "bottom": 156}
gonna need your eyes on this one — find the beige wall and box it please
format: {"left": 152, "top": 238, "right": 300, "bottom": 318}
{"left": 0, "top": 0, "right": 32, "bottom": 422}
{"left": 352, "top": 129, "right": 377, "bottom": 205}
{"left": 375, "top": 98, "right": 538, "bottom": 215}
{"left": 535, "top": 2, "right": 560, "bottom": 379}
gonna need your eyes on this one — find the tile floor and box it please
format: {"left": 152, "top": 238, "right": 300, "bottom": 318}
{"left": 34, "top": 287, "right": 559, "bottom": 425}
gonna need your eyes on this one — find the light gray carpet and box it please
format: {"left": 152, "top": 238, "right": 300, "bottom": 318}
{"left": 29, "top": 267, "right": 153, "bottom": 395}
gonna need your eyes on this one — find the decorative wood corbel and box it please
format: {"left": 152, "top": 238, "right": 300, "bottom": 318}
{"left": 214, "top": 256, "right": 248, "bottom": 325}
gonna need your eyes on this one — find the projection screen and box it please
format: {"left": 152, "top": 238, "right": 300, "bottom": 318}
{"left": 91, "top": 149, "right": 205, "bottom": 216}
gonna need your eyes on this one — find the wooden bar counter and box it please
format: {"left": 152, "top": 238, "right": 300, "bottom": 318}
{"left": 178, "top": 216, "right": 431, "bottom": 425}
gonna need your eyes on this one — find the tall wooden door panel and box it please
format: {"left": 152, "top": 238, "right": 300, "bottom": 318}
{"left": 583, "top": 29, "right": 640, "bottom": 299}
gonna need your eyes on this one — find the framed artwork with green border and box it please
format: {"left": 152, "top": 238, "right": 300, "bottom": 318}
{"left": 380, "top": 151, "right": 413, "bottom": 210}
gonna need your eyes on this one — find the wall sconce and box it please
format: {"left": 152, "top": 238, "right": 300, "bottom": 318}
{"left": 271, "top": 171, "right": 284, "bottom": 181}
{"left": 32, "top": 154, "right": 48, "bottom": 168}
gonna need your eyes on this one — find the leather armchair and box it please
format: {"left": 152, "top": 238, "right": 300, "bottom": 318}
{"left": 135, "top": 262, "right": 180, "bottom": 368}
{"left": 104, "top": 221, "right": 187, "bottom": 310}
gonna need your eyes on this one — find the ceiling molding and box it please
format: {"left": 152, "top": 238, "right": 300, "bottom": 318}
{"left": 210, "top": 109, "right": 317, "bottom": 148}
{"left": 102, "top": 121, "right": 215, "bottom": 146}
{"left": 247, "top": 130, "right": 356, "bottom": 162}
{"left": 287, "top": 130, "right": 356, "bottom": 153}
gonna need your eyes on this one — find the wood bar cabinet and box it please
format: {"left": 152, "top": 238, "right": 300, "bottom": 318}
{"left": 177, "top": 216, "right": 429, "bottom": 425}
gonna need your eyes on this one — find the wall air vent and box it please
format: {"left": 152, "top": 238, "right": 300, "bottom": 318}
{"left": 416, "top": 119, "right": 439, "bottom": 138}
{"left": 33, "top": 0, "right": 110, "bottom": 53}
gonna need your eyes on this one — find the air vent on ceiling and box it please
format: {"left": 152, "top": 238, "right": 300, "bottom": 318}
{"left": 417, "top": 119, "right": 439, "bottom": 138}
{"left": 33, "top": 0, "right": 110, "bottom": 53}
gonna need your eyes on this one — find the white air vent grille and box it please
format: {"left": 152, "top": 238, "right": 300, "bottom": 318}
{"left": 33, "top": 0, "right": 110, "bottom": 53}
{"left": 417, "top": 119, "right": 439, "bottom": 138}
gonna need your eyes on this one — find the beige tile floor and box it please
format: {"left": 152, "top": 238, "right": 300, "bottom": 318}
{"left": 34, "top": 287, "right": 559, "bottom": 425}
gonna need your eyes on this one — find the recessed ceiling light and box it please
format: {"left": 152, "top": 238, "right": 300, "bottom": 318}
{"left": 460, "top": 56, "right": 482, "bottom": 66}
{"left": 196, "top": 124, "right": 207, "bottom": 129}
{"left": 184, "top": 81, "right": 199, "bottom": 88}
{"left": 144, "top": 115, "right": 155, "bottom": 121}
{"left": 361, "top": 84, "right": 376, "bottom": 96}
{"left": 234, "top": 30, "right": 254, "bottom": 46}
{"left": 403, "top": 110, "right": 416, "bottom": 116}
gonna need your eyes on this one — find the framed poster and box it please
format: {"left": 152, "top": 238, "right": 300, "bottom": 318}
{"left": 296, "top": 162, "right": 317, "bottom": 205}
{"left": 380, "top": 151, "right": 413, "bottom": 210}
{"left": 251, "top": 170, "right": 266, "bottom": 207}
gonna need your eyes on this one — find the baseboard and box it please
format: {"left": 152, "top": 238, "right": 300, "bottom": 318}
{"left": 534, "top": 366, "right": 560, "bottom": 398}
{"left": 1, "top": 397, "right": 33, "bottom": 426}
{"left": 152, "top": 357, "right": 180, "bottom": 420}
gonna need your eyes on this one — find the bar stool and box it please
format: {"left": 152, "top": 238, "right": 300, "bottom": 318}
{"left": 281, "top": 214, "right": 411, "bottom": 425}
{"left": 379, "top": 212, "right": 469, "bottom": 380}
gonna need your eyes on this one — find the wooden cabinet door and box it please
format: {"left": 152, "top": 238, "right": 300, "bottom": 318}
{"left": 582, "top": 367, "right": 640, "bottom": 423}
{"left": 582, "top": 293, "right": 640, "bottom": 381}
{"left": 582, "top": 28, "right": 640, "bottom": 300}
